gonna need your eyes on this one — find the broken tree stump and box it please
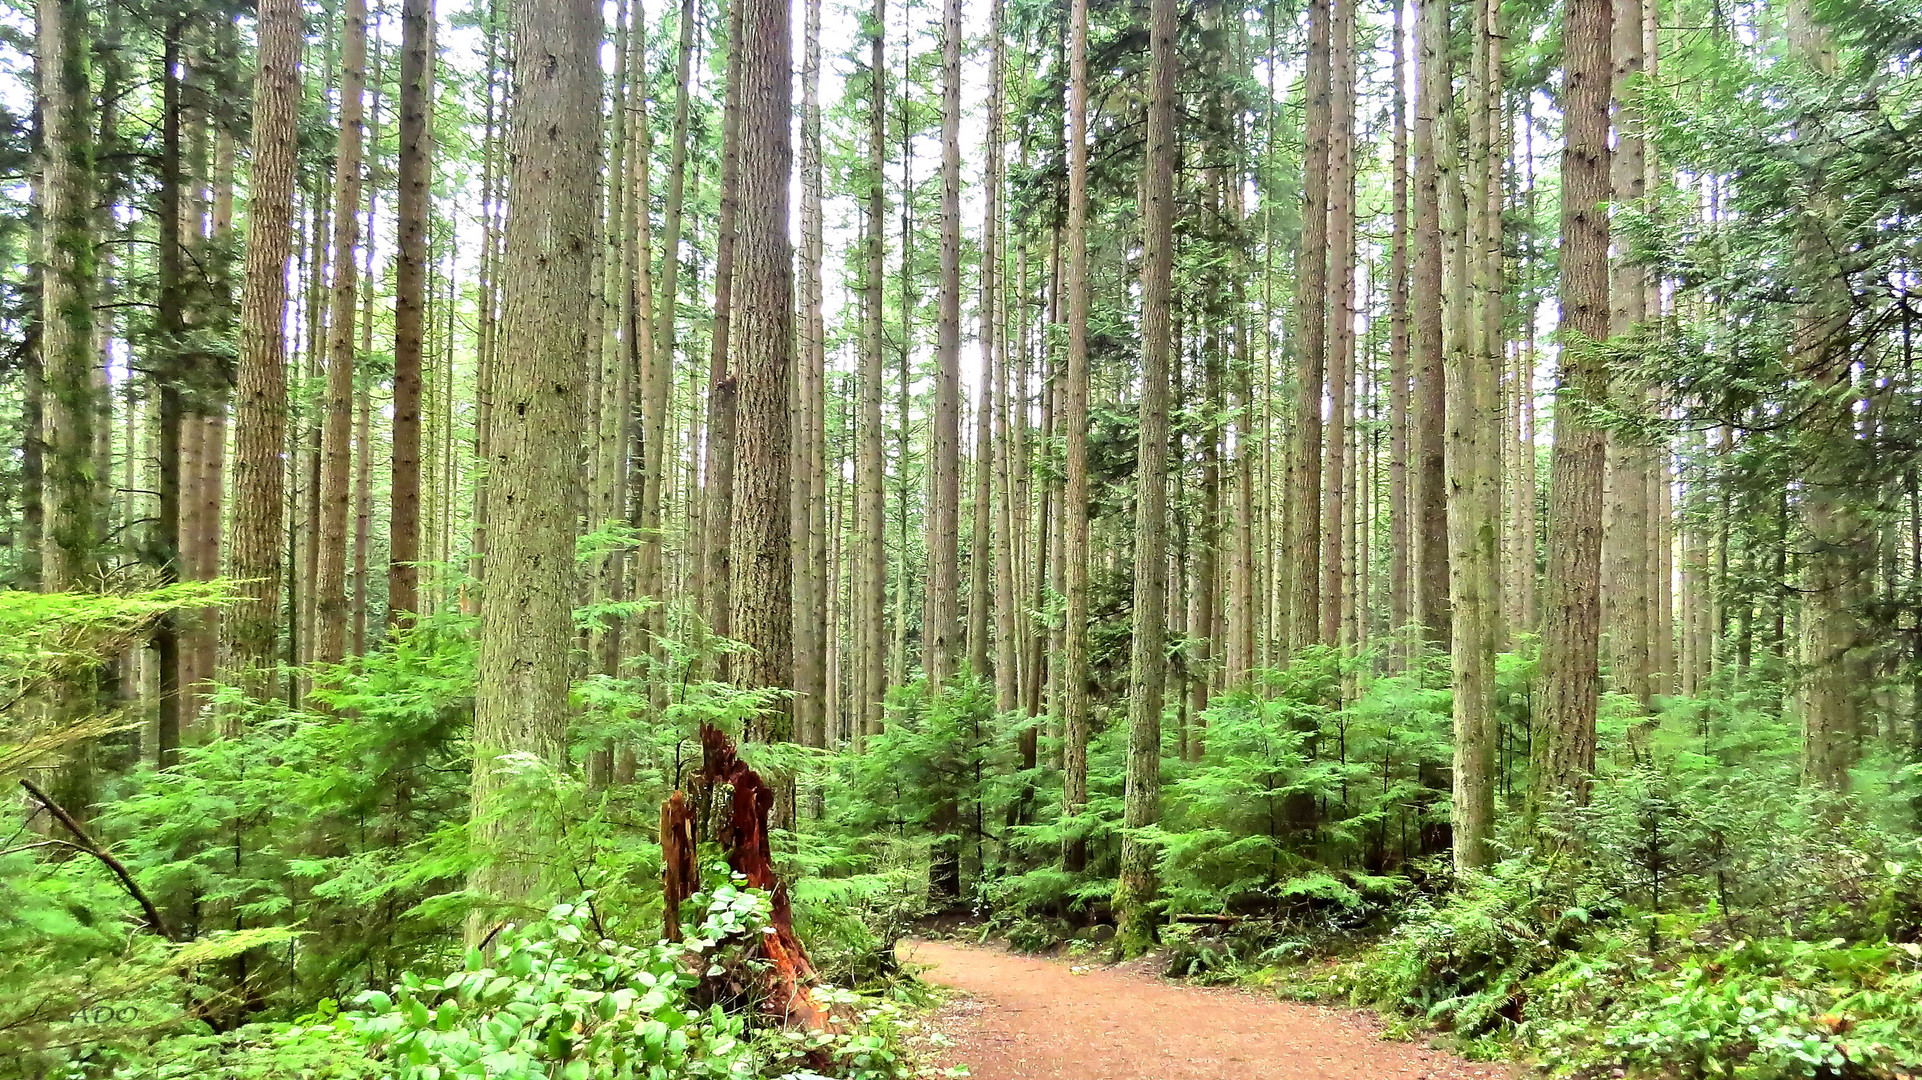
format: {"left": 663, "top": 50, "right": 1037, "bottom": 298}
{"left": 659, "top": 724, "right": 831, "bottom": 1032}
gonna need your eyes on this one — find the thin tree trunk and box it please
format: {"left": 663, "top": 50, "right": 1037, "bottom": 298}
{"left": 315, "top": 0, "right": 368, "bottom": 668}
{"left": 1321, "top": 0, "right": 1354, "bottom": 651}
{"left": 1388, "top": 0, "right": 1412, "bottom": 651}
{"left": 1061, "top": 0, "right": 1092, "bottom": 873}
{"left": 795, "top": 0, "right": 828, "bottom": 748}
{"left": 923, "top": 0, "right": 963, "bottom": 692}
{"left": 389, "top": 0, "right": 433, "bottom": 625}
{"left": 857, "top": 0, "right": 889, "bottom": 741}
{"left": 641, "top": 0, "right": 697, "bottom": 664}
{"left": 699, "top": 0, "right": 748, "bottom": 650}
{"left": 1412, "top": 0, "right": 1450, "bottom": 651}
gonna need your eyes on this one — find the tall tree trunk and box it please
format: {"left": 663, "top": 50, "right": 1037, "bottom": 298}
{"left": 153, "top": 28, "right": 188, "bottom": 765}
{"left": 795, "top": 0, "right": 828, "bottom": 749}
{"left": 856, "top": 0, "right": 888, "bottom": 740}
{"left": 1603, "top": 0, "right": 1651, "bottom": 708}
{"left": 1450, "top": 0, "right": 1503, "bottom": 872}
{"left": 390, "top": 0, "right": 433, "bottom": 625}
{"left": 923, "top": 0, "right": 963, "bottom": 691}
{"left": 222, "top": 0, "right": 301, "bottom": 714}
{"left": 1321, "top": 0, "right": 1354, "bottom": 652}
{"left": 968, "top": 26, "right": 1001, "bottom": 682}
{"left": 699, "top": 0, "right": 748, "bottom": 650}
{"left": 1532, "top": 0, "right": 1612, "bottom": 824}
{"left": 1288, "top": 0, "right": 1332, "bottom": 653}
{"left": 1788, "top": 0, "right": 1861, "bottom": 792}
{"left": 40, "top": 0, "right": 99, "bottom": 596}
{"left": 1061, "top": 0, "right": 1092, "bottom": 873}
{"left": 1412, "top": 0, "right": 1450, "bottom": 650}
{"left": 640, "top": 0, "right": 696, "bottom": 665}
{"left": 1116, "top": 0, "right": 1176, "bottom": 955}
{"left": 315, "top": 0, "right": 368, "bottom": 668}
{"left": 466, "top": 0, "right": 600, "bottom": 941}
{"left": 728, "top": 0, "right": 796, "bottom": 811}
{"left": 1388, "top": 0, "right": 1412, "bottom": 651}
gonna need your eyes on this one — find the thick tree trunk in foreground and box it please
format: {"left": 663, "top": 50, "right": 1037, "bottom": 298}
{"left": 728, "top": 0, "right": 797, "bottom": 747}
{"left": 1533, "top": 0, "right": 1612, "bottom": 826}
{"left": 1450, "top": 0, "right": 1503, "bottom": 872}
{"left": 466, "top": 0, "right": 600, "bottom": 941}
{"left": 222, "top": 0, "right": 301, "bottom": 713}
{"left": 1116, "top": 0, "right": 1176, "bottom": 955}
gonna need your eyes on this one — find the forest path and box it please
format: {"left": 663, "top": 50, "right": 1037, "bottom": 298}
{"left": 901, "top": 939, "right": 1512, "bottom": 1080}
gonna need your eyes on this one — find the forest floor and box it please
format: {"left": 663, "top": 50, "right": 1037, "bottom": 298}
{"left": 901, "top": 939, "right": 1515, "bottom": 1080}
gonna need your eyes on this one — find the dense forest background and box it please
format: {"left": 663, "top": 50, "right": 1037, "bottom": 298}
{"left": 3, "top": 0, "right": 1922, "bottom": 1074}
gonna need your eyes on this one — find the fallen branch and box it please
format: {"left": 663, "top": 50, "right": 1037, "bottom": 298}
{"left": 1173, "top": 913, "right": 1261, "bottom": 925}
{"left": 20, "top": 778, "right": 173, "bottom": 941}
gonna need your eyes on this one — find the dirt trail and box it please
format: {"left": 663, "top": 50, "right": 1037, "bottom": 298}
{"left": 903, "top": 940, "right": 1511, "bottom": 1080}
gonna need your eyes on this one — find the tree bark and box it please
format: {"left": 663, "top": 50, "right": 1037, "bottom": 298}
{"left": 856, "top": 0, "right": 889, "bottom": 741}
{"left": 222, "top": 0, "right": 301, "bottom": 713}
{"left": 1450, "top": 0, "right": 1503, "bottom": 872}
{"left": 315, "top": 0, "right": 369, "bottom": 668}
{"left": 795, "top": 0, "right": 828, "bottom": 749}
{"left": 1116, "top": 0, "right": 1176, "bottom": 955}
{"left": 39, "top": 0, "right": 99, "bottom": 596}
{"left": 389, "top": 0, "right": 433, "bottom": 625}
{"left": 1061, "top": 0, "right": 1092, "bottom": 873}
{"left": 923, "top": 0, "right": 963, "bottom": 691}
{"left": 728, "top": 0, "right": 797, "bottom": 745}
{"left": 699, "top": 0, "right": 748, "bottom": 651}
{"left": 1603, "top": 0, "right": 1651, "bottom": 708}
{"left": 1388, "top": 0, "right": 1412, "bottom": 652}
{"left": 1412, "top": 0, "right": 1451, "bottom": 651}
{"left": 1288, "top": 0, "right": 1332, "bottom": 653}
{"left": 466, "top": 0, "right": 600, "bottom": 940}
{"left": 1533, "top": 0, "right": 1612, "bottom": 825}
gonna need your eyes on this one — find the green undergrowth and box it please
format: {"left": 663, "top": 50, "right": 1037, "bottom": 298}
{"left": 2, "top": 595, "right": 952, "bottom": 1080}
